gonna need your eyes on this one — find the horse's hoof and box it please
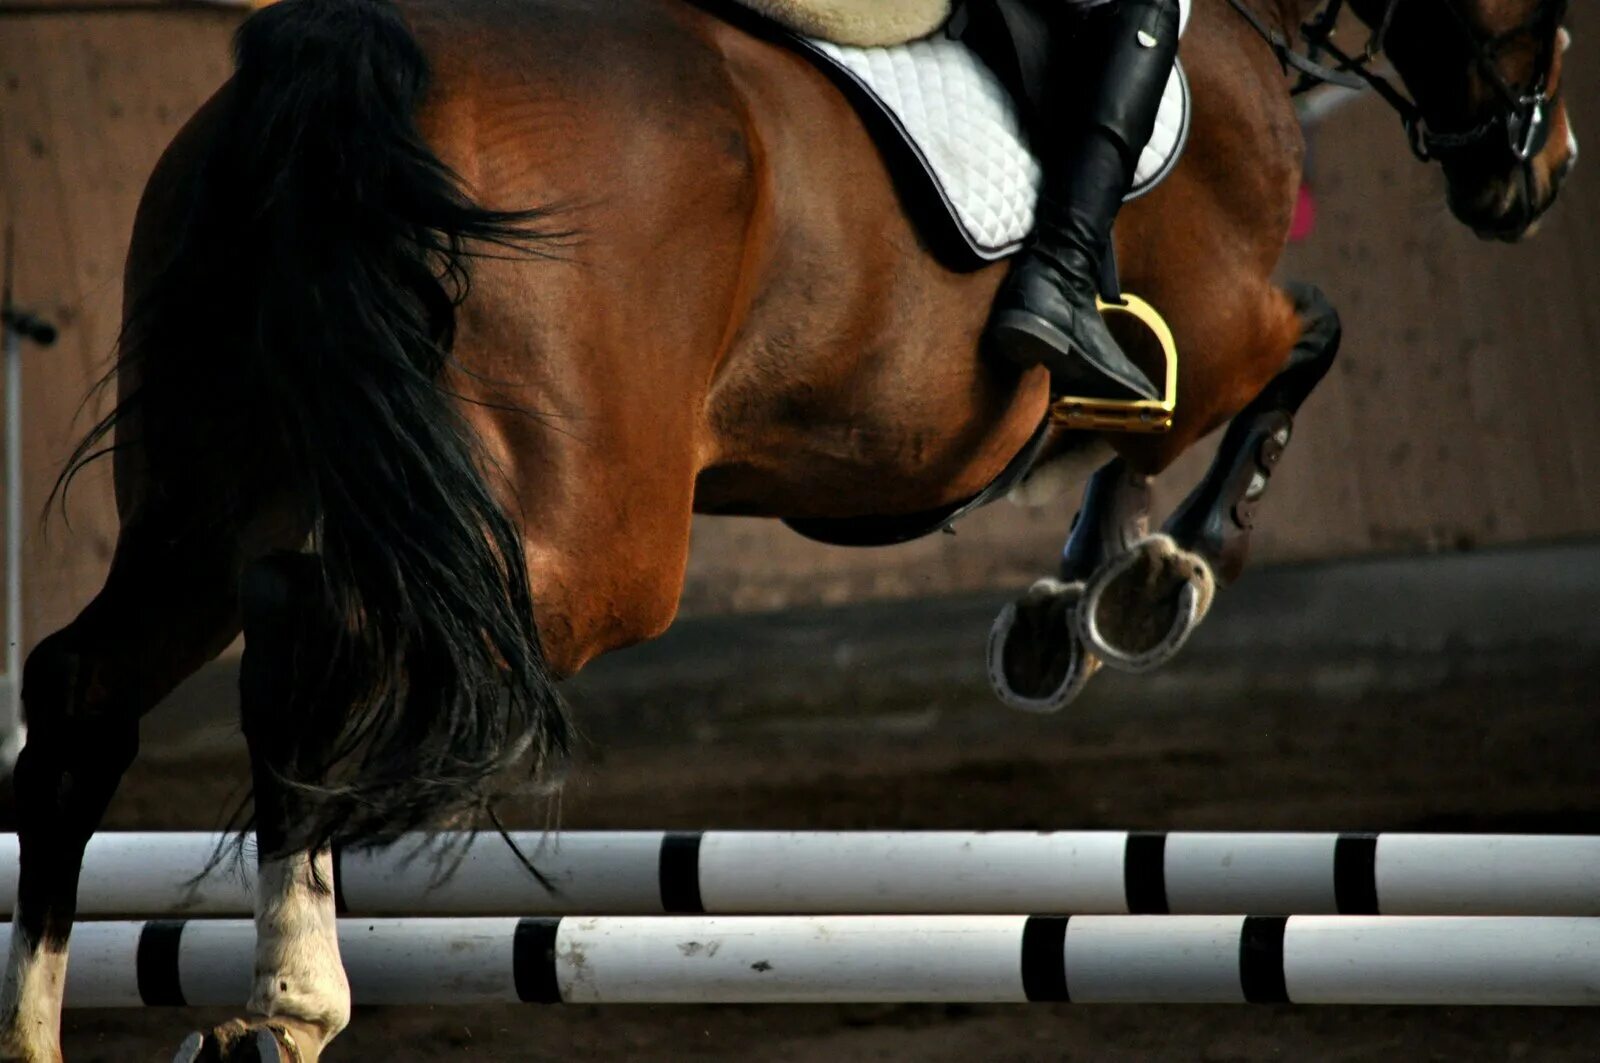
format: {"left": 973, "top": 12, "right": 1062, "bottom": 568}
{"left": 173, "top": 1032, "right": 205, "bottom": 1063}
{"left": 987, "top": 578, "right": 1101, "bottom": 713}
{"left": 184, "top": 1021, "right": 302, "bottom": 1063}
{"left": 1076, "top": 534, "right": 1216, "bottom": 673}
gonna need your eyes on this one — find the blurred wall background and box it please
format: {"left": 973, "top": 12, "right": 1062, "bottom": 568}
{"left": 2, "top": 2, "right": 1596, "bottom": 655}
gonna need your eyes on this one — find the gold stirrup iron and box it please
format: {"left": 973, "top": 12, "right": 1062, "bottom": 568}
{"left": 1049, "top": 293, "right": 1178, "bottom": 433}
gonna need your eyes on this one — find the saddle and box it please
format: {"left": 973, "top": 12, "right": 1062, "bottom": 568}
{"left": 735, "top": 0, "right": 954, "bottom": 46}
{"left": 712, "top": 0, "right": 1194, "bottom": 545}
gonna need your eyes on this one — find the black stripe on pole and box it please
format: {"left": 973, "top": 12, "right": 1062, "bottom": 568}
{"left": 1238, "top": 916, "right": 1290, "bottom": 1003}
{"left": 330, "top": 844, "right": 348, "bottom": 916}
{"left": 1020, "top": 915, "right": 1071, "bottom": 1001}
{"left": 1123, "top": 832, "right": 1169, "bottom": 914}
{"left": 136, "top": 920, "right": 187, "bottom": 1007}
{"left": 513, "top": 917, "right": 563, "bottom": 1003}
{"left": 659, "top": 831, "right": 705, "bottom": 913}
{"left": 1334, "top": 833, "right": 1380, "bottom": 914}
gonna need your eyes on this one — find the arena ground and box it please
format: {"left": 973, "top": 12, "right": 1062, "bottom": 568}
{"left": 12, "top": 544, "right": 1600, "bottom": 1060}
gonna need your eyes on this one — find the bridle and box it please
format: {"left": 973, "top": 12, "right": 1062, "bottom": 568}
{"left": 1228, "top": 0, "right": 1569, "bottom": 164}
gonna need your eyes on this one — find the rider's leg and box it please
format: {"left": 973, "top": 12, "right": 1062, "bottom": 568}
{"left": 985, "top": 0, "right": 1181, "bottom": 401}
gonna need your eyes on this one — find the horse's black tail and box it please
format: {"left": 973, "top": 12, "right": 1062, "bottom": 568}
{"left": 64, "top": 0, "right": 570, "bottom": 856}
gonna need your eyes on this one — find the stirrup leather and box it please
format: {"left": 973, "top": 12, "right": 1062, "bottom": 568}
{"left": 1049, "top": 293, "right": 1177, "bottom": 433}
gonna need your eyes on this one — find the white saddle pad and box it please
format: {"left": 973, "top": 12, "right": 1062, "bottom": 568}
{"left": 797, "top": 0, "right": 1192, "bottom": 261}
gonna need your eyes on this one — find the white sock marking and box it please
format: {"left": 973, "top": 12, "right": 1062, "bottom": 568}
{"left": 0, "top": 912, "right": 66, "bottom": 1063}
{"left": 248, "top": 850, "right": 351, "bottom": 1047}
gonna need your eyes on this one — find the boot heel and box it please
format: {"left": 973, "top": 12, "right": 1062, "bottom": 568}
{"left": 986, "top": 309, "right": 1075, "bottom": 374}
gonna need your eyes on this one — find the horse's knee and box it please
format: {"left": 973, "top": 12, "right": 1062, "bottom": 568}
{"left": 1117, "top": 279, "right": 1327, "bottom": 477}
{"left": 1275, "top": 281, "right": 1341, "bottom": 409}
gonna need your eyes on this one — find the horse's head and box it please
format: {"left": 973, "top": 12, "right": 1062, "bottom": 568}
{"left": 1362, "top": 0, "right": 1575, "bottom": 240}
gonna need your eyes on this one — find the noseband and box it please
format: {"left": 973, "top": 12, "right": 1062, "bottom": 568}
{"left": 1230, "top": 0, "right": 1568, "bottom": 164}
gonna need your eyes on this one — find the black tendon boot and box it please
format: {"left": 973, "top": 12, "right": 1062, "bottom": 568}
{"left": 986, "top": 0, "right": 1182, "bottom": 401}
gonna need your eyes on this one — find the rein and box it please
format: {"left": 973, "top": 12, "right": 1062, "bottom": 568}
{"left": 1228, "top": 0, "right": 1567, "bottom": 163}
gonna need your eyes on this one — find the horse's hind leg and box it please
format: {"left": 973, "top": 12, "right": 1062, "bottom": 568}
{"left": 1, "top": 525, "right": 241, "bottom": 1063}
{"left": 1079, "top": 283, "right": 1341, "bottom": 669}
{"left": 187, "top": 554, "right": 350, "bottom": 1063}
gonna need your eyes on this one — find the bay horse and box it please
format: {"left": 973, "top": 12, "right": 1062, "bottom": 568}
{"left": 0, "top": 0, "right": 1577, "bottom": 1058}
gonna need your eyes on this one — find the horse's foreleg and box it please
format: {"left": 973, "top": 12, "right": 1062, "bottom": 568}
{"left": 1161, "top": 282, "right": 1341, "bottom": 582}
{"left": 1, "top": 528, "right": 240, "bottom": 1063}
{"left": 185, "top": 554, "right": 350, "bottom": 1063}
{"left": 988, "top": 458, "right": 1152, "bottom": 711}
{"left": 1078, "top": 283, "right": 1340, "bottom": 669}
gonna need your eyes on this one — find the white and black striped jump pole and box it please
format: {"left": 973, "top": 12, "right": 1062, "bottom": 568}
{"left": 3, "top": 831, "right": 1596, "bottom": 918}
{"left": 7, "top": 915, "right": 1598, "bottom": 1007}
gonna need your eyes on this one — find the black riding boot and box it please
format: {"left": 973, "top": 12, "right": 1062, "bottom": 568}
{"left": 985, "top": 0, "right": 1182, "bottom": 401}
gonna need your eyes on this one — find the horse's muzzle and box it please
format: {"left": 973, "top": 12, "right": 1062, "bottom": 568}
{"left": 1449, "top": 187, "right": 1533, "bottom": 242}
{"left": 1449, "top": 161, "right": 1568, "bottom": 243}
{"left": 1446, "top": 111, "right": 1577, "bottom": 243}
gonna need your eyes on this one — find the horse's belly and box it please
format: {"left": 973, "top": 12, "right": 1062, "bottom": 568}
{"left": 697, "top": 341, "right": 1050, "bottom": 519}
